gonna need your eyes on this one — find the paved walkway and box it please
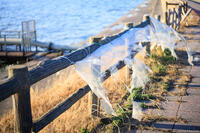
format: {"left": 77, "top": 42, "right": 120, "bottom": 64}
{"left": 138, "top": 1, "right": 200, "bottom": 132}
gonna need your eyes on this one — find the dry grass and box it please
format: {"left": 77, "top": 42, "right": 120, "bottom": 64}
{"left": 0, "top": 64, "right": 129, "bottom": 133}
{"left": 0, "top": 47, "right": 191, "bottom": 133}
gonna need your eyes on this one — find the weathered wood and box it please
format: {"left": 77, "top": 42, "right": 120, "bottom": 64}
{"left": 29, "top": 21, "right": 149, "bottom": 85}
{"left": 90, "top": 63, "right": 101, "bottom": 117}
{"left": 180, "top": 8, "right": 192, "bottom": 23}
{"left": 143, "top": 14, "right": 150, "bottom": 24}
{"left": 0, "top": 77, "right": 21, "bottom": 102}
{"left": 32, "top": 85, "right": 91, "bottom": 132}
{"left": 89, "top": 36, "right": 102, "bottom": 45}
{"left": 165, "top": 11, "right": 168, "bottom": 25}
{"left": 125, "top": 22, "right": 134, "bottom": 29}
{"left": 172, "top": 8, "right": 175, "bottom": 29}
{"left": 89, "top": 92, "right": 99, "bottom": 116}
{"left": 0, "top": 21, "right": 148, "bottom": 103}
{"left": 8, "top": 65, "right": 32, "bottom": 133}
{"left": 32, "top": 59, "right": 126, "bottom": 132}
{"left": 155, "top": 15, "right": 161, "bottom": 21}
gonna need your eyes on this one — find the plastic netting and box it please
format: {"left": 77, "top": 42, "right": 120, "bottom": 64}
{"left": 73, "top": 16, "right": 193, "bottom": 118}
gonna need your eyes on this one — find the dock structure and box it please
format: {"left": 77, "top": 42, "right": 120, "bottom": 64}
{"left": 0, "top": 20, "right": 38, "bottom": 60}
{"left": 0, "top": 20, "right": 76, "bottom": 62}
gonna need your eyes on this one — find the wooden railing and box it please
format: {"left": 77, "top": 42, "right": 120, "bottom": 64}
{"left": 0, "top": 17, "right": 150, "bottom": 133}
{"left": 165, "top": 1, "right": 191, "bottom": 30}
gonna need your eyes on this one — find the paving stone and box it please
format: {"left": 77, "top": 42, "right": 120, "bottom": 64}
{"left": 188, "top": 78, "right": 200, "bottom": 87}
{"left": 144, "top": 101, "right": 179, "bottom": 118}
{"left": 165, "top": 96, "right": 181, "bottom": 102}
{"left": 190, "top": 67, "right": 200, "bottom": 77}
{"left": 178, "top": 110, "right": 200, "bottom": 123}
{"left": 179, "top": 66, "right": 192, "bottom": 73}
{"left": 187, "top": 88, "right": 200, "bottom": 95}
{"left": 179, "top": 96, "right": 200, "bottom": 112}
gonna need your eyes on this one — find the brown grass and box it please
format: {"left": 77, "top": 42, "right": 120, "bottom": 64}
{"left": 0, "top": 64, "right": 129, "bottom": 133}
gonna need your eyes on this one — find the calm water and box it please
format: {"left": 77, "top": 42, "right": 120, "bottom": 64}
{"left": 0, "top": 0, "right": 145, "bottom": 47}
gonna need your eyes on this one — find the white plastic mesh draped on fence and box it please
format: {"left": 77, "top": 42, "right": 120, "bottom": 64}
{"left": 72, "top": 16, "right": 193, "bottom": 118}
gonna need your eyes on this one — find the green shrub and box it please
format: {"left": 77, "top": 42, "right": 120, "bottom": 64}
{"left": 128, "top": 88, "right": 155, "bottom": 101}
{"left": 81, "top": 128, "right": 89, "bottom": 133}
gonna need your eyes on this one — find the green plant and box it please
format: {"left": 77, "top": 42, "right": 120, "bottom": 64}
{"left": 140, "top": 102, "right": 147, "bottom": 109}
{"left": 161, "top": 81, "right": 171, "bottom": 91}
{"left": 128, "top": 88, "right": 155, "bottom": 101}
{"left": 111, "top": 116, "right": 123, "bottom": 126}
{"left": 151, "top": 63, "right": 166, "bottom": 76}
{"left": 81, "top": 128, "right": 89, "bottom": 133}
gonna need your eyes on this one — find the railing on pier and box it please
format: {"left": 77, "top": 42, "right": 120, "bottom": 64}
{"left": 165, "top": 1, "right": 191, "bottom": 30}
{"left": 0, "top": 16, "right": 150, "bottom": 133}
{"left": 0, "top": 20, "right": 37, "bottom": 56}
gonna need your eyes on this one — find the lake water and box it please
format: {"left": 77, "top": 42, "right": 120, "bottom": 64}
{"left": 0, "top": 0, "right": 145, "bottom": 47}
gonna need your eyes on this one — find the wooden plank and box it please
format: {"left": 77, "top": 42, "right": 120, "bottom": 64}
{"left": 8, "top": 65, "right": 32, "bottom": 133}
{"left": 32, "top": 60, "right": 126, "bottom": 132}
{"left": 0, "top": 21, "right": 148, "bottom": 115}
{"left": 90, "top": 63, "right": 101, "bottom": 117}
{"left": 0, "top": 21, "right": 148, "bottom": 103}
{"left": 0, "top": 77, "right": 21, "bottom": 102}
{"left": 180, "top": 8, "right": 192, "bottom": 23}
{"left": 33, "top": 85, "right": 91, "bottom": 132}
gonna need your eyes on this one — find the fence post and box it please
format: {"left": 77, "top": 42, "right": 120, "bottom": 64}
{"left": 89, "top": 36, "right": 102, "bottom": 45}
{"left": 165, "top": 11, "right": 168, "bottom": 25}
{"left": 89, "top": 60, "right": 101, "bottom": 117}
{"left": 155, "top": 15, "right": 161, "bottom": 21}
{"left": 143, "top": 14, "right": 150, "bottom": 24}
{"left": 89, "top": 92, "right": 100, "bottom": 117}
{"left": 124, "top": 22, "right": 134, "bottom": 29}
{"left": 8, "top": 65, "right": 33, "bottom": 133}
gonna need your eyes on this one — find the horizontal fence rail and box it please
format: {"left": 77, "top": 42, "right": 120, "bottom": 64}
{"left": 32, "top": 60, "right": 126, "bottom": 132}
{"left": 0, "top": 18, "right": 150, "bottom": 133}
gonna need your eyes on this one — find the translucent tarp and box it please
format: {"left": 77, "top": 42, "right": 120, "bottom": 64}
{"left": 74, "top": 16, "right": 193, "bottom": 117}
{"left": 149, "top": 16, "right": 193, "bottom": 65}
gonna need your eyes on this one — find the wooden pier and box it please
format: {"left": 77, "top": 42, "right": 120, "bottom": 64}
{"left": 0, "top": 20, "right": 75, "bottom": 63}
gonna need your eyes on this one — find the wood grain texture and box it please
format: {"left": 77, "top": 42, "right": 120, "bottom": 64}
{"left": 9, "top": 65, "right": 32, "bottom": 133}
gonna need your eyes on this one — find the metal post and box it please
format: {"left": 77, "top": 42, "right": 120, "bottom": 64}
{"left": 22, "top": 33, "right": 25, "bottom": 56}
{"left": 18, "top": 31, "right": 20, "bottom": 38}
{"left": 4, "top": 35, "right": 7, "bottom": 56}
{"left": 33, "top": 20, "right": 37, "bottom": 41}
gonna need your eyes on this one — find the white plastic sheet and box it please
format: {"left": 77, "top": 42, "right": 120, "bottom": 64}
{"left": 149, "top": 16, "right": 193, "bottom": 65}
{"left": 74, "top": 16, "right": 193, "bottom": 116}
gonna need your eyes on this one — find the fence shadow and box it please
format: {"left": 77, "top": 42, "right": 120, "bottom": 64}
{"left": 153, "top": 123, "right": 200, "bottom": 131}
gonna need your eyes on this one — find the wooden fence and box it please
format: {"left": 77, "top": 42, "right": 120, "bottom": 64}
{"left": 165, "top": 1, "right": 191, "bottom": 30}
{"left": 0, "top": 16, "right": 150, "bottom": 133}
